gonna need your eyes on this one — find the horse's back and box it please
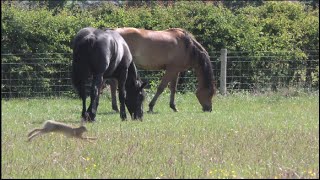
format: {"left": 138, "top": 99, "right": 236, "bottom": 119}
{"left": 73, "top": 27, "right": 128, "bottom": 56}
{"left": 115, "top": 27, "right": 191, "bottom": 70}
{"left": 103, "top": 29, "right": 132, "bottom": 76}
{"left": 73, "top": 27, "right": 132, "bottom": 75}
{"left": 115, "top": 27, "right": 182, "bottom": 48}
{"left": 73, "top": 27, "right": 98, "bottom": 49}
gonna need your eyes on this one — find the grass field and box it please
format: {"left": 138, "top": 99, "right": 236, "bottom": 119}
{"left": 1, "top": 91, "right": 319, "bottom": 179}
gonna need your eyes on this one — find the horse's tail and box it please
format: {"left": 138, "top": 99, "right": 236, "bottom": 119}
{"left": 71, "top": 33, "right": 96, "bottom": 98}
{"left": 84, "top": 34, "right": 96, "bottom": 52}
{"left": 71, "top": 60, "right": 89, "bottom": 98}
{"left": 181, "top": 30, "right": 216, "bottom": 95}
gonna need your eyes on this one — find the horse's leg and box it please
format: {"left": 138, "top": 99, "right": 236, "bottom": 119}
{"left": 87, "top": 74, "right": 103, "bottom": 121}
{"left": 99, "top": 79, "right": 107, "bottom": 95}
{"left": 169, "top": 72, "right": 180, "bottom": 112}
{"left": 109, "top": 78, "right": 119, "bottom": 112}
{"left": 79, "top": 82, "right": 88, "bottom": 121}
{"left": 177, "top": 71, "right": 186, "bottom": 93}
{"left": 148, "top": 70, "right": 178, "bottom": 113}
{"left": 117, "top": 70, "right": 128, "bottom": 120}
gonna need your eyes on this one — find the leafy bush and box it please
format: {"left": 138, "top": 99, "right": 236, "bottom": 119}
{"left": 1, "top": 1, "right": 318, "bottom": 97}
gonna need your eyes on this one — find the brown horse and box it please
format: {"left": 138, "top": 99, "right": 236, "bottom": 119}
{"left": 101, "top": 27, "right": 216, "bottom": 112}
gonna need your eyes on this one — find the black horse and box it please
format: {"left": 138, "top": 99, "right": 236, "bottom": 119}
{"left": 72, "top": 27, "right": 147, "bottom": 121}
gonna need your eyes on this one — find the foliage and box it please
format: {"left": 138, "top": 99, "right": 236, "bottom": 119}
{"left": 1, "top": 1, "right": 319, "bottom": 96}
{"left": 227, "top": 1, "right": 319, "bottom": 90}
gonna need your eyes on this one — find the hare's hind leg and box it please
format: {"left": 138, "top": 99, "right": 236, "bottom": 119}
{"left": 80, "top": 136, "right": 97, "bottom": 143}
{"left": 82, "top": 136, "right": 97, "bottom": 140}
{"left": 28, "top": 130, "right": 45, "bottom": 142}
{"left": 28, "top": 128, "right": 42, "bottom": 138}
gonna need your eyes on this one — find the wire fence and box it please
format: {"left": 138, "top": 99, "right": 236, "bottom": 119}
{"left": 1, "top": 50, "right": 319, "bottom": 98}
{"left": 223, "top": 50, "right": 319, "bottom": 93}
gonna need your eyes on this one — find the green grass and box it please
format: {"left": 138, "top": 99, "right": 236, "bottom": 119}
{"left": 1, "top": 92, "right": 319, "bottom": 179}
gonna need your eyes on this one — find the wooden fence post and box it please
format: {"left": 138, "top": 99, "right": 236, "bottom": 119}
{"left": 220, "top": 49, "right": 227, "bottom": 95}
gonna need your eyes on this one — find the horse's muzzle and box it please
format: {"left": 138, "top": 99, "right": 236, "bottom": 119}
{"left": 132, "top": 110, "right": 143, "bottom": 120}
{"left": 202, "top": 105, "right": 212, "bottom": 112}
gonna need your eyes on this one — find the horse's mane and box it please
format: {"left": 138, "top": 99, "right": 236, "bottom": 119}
{"left": 178, "top": 29, "right": 216, "bottom": 95}
{"left": 127, "top": 62, "right": 138, "bottom": 83}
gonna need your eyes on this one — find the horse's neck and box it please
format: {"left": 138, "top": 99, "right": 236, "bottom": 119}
{"left": 193, "top": 65, "right": 206, "bottom": 90}
{"left": 191, "top": 51, "right": 214, "bottom": 91}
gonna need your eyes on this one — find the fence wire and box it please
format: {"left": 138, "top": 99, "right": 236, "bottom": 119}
{"left": 1, "top": 50, "right": 319, "bottom": 98}
{"left": 224, "top": 50, "right": 319, "bottom": 93}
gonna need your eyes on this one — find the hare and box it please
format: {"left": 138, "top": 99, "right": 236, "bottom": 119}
{"left": 27, "top": 120, "right": 97, "bottom": 142}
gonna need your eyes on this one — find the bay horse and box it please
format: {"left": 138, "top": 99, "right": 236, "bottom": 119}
{"left": 101, "top": 27, "right": 216, "bottom": 112}
{"left": 72, "top": 27, "right": 147, "bottom": 121}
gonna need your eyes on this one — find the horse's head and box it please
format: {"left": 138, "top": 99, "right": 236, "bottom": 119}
{"left": 196, "top": 80, "right": 216, "bottom": 112}
{"left": 125, "top": 80, "right": 147, "bottom": 120}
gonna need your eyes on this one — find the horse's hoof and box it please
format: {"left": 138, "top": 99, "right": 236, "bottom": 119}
{"left": 170, "top": 104, "right": 178, "bottom": 112}
{"left": 120, "top": 114, "right": 127, "bottom": 120}
{"left": 112, "top": 107, "right": 119, "bottom": 112}
{"left": 132, "top": 118, "right": 142, "bottom": 121}
{"left": 83, "top": 117, "right": 95, "bottom": 123}
{"left": 170, "top": 107, "right": 178, "bottom": 112}
{"left": 147, "top": 106, "right": 154, "bottom": 113}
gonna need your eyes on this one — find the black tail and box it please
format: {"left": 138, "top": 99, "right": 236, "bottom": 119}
{"left": 72, "top": 33, "right": 96, "bottom": 98}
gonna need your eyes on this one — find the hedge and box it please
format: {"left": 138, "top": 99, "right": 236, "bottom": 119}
{"left": 1, "top": 1, "right": 319, "bottom": 97}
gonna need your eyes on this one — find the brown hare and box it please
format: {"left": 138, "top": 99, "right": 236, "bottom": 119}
{"left": 27, "top": 120, "right": 97, "bottom": 142}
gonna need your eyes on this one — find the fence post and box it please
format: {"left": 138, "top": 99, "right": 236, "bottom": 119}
{"left": 220, "top": 49, "right": 227, "bottom": 95}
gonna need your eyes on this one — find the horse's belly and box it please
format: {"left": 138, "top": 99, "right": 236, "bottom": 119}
{"left": 133, "top": 56, "right": 165, "bottom": 70}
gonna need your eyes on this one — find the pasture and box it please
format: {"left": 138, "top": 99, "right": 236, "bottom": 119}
{"left": 1, "top": 92, "right": 319, "bottom": 179}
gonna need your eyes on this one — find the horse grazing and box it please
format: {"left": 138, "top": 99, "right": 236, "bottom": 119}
{"left": 72, "top": 27, "right": 147, "bottom": 121}
{"left": 102, "top": 27, "right": 216, "bottom": 112}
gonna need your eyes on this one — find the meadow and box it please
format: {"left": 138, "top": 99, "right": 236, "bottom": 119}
{"left": 1, "top": 91, "right": 319, "bottom": 179}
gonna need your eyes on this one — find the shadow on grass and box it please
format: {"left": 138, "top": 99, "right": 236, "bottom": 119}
{"left": 29, "top": 119, "right": 83, "bottom": 125}
{"left": 99, "top": 111, "right": 119, "bottom": 115}
{"left": 146, "top": 111, "right": 160, "bottom": 114}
